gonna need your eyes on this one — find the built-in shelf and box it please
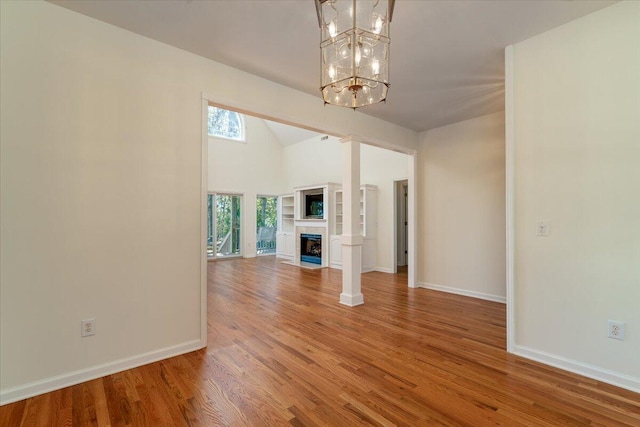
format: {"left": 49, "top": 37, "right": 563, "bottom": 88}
{"left": 276, "top": 193, "right": 296, "bottom": 261}
{"left": 334, "top": 186, "right": 375, "bottom": 237}
{"left": 279, "top": 194, "right": 295, "bottom": 233}
{"left": 330, "top": 185, "right": 377, "bottom": 272}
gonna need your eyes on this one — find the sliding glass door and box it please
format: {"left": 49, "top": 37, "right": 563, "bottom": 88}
{"left": 207, "top": 193, "right": 242, "bottom": 258}
{"left": 256, "top": 195, "right": 278, "bottom": 255}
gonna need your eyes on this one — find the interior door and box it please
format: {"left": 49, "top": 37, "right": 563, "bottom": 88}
{"left": 396, "top": 181, "right": 409, "bottom": 267}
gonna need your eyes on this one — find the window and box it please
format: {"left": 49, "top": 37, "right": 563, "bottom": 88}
{"left": 208, "top": 106, "right": 244, "bottom": 141}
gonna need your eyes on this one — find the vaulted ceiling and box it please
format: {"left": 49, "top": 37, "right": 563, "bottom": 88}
{"left": 50, "top": 0, "right": 617, "bottom": 132}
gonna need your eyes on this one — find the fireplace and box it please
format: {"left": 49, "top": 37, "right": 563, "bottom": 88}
{"left": 300, "top": 233, "right": 322, "bottom": 265}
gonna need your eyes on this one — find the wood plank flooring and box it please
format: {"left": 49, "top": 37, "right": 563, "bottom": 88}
{"left": 1, "top": 257, "right": 639, "bottom": 426}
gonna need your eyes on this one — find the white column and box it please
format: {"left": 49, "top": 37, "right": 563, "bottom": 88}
{"left": 339, "top": 136, "right": 364, "bottom": 306}
{"left": 407, "top": 152, "right": 418, "bottom": 288}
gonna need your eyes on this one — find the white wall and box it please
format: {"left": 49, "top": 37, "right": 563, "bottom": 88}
{"left": 283, "top": 136, "right": 342, "bottom": 187}
{"left": 282, "top": 136, "right": 409, "bottom": 272}
{"left": 417, "top": 112, "right": 506, "bottom": 302}
{"left": 0, "top": 0, "right": 417, "bottom": 402}
{"left": 512, "top": 0, "right": 640, "bottom": 390}
{"left": 208, "top": 115, "right": 286, "bottom": 257}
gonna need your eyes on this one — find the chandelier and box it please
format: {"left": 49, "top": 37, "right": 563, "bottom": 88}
{"left": 315, "top": 0, "right": 394, "bottom": 109}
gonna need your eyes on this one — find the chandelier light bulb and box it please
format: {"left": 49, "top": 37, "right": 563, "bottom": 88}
{"left": 373, "top": 16, "right": 383, "bottom": 34}
{"left": 371, "top": 59, "right": 379, "bottom": 75}
{"left": 355, "top": 44, "right": 361, "bottom": 67}
{"left": 328, "top": 20, "right": 337, "bottom": 38}
{"left": 328, "top": 65, "right": 336, "bottom": 79}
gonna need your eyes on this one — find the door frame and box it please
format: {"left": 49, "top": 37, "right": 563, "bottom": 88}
{"left": 200, "top": 94, "right": 419, "bottom": 347}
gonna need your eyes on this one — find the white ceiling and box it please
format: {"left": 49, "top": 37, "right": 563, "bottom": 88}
{"left": 50, "top": 0, "right": 617, "bottom": 132}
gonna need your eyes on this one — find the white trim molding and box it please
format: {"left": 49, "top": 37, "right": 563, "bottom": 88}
{"left": 407, "top": 152, "right": 418, "bottom": 288}
{"left": 201, "top": 94, "right": 418, "bottom": 156}
{"left": 513, "top": 345, "right": 640, "bottom": 394}
{"left": 505, "top": 45, "right": 516, "bottom": 353}
{"left": 0, "top": 340, "right": 203, "bottom": 406}
{"left": 200, "top": 96, "right": 209, "bottom": 348}
{"left": 417, "top": 282, "right": 506, "bottom": 304}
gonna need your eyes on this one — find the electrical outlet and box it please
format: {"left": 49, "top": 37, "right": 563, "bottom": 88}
{"left": 608, "top": 320, "right": 625, "bottom": 341}
{"left": 81, "top": 318, "right": 96, "bottom": 337}
{"left": 536, "top": 221, "right": 550, "bottom": 237}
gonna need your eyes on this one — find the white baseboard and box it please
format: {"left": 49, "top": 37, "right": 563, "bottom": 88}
{"left": 0, "top": 339, "right": 204, "bottom": 406}
{"left": 513, "top": 345, "right": 640, "bottom": 394}
{"left": 374, "top": 267, "right": 393, "bottom": 273}
{"left": 417, "top": 282, "right": 506, "bottom": 304}
{"left": 340, "top": 293, "right": 364, "bottom": 307}
{"left": 328, "top": 265, "right": 380, "bottom": 273}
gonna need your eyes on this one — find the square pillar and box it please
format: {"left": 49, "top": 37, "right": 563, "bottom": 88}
{"left": 339, "top": 137, "right": 364, "bottom": 306}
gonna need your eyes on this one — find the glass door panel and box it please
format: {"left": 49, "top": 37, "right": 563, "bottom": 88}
{"left": 256, "top": 196, "right": 278, "bottom": 255}
{"left": 207, "top": 193, "right": 242, "bottom": 258}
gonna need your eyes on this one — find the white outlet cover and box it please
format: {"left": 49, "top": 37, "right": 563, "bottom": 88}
{"left": 81, "top": 318, "right": 96, "bottom": 337}
{"left": 536, "top": 221, "right": 550, "bottom": 237}
{"left": 608, "top": 320, "right": 625, "bottom": 341}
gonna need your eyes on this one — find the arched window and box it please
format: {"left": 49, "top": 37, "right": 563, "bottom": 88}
{"left": 208, "top": 106, "right": 245, "bottom": 141}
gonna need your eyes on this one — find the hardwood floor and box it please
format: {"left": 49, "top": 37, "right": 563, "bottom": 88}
{"left": 2, "top": 257, "right": 639, "bottom": 426}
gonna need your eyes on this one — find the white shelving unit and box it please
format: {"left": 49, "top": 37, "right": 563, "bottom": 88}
{"left": 335, "top": 191, "right": 343, "bottom": 235}
{"left": 276, "top": 194, "right": 295, "bottom": 260}
{"left": 331, "top": 185, "right": 377, "bottom": 272}
{"left": 280, "top": 194, "right": 295, "bottom": 232}
{"left": 334, "top": 186, "right": 376, "bottom": 237}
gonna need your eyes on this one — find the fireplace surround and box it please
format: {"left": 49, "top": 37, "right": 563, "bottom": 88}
{"left": 295, "top": 226, "right": 327, "bottom": 267}
{"left": 300, "top": 233, "right": 322, "bottom": 265}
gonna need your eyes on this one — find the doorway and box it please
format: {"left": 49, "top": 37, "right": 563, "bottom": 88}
{"left": 395, "top": 179, "right": 409, "bottom": 272}
{"left": 207, "top": 193, "right": 243, "bottom": 259}
{"left": 200, "top": 95, "right": 419, "bottom": 346}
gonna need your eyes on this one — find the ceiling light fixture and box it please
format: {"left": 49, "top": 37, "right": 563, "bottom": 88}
{"left": 315, "top": 0, "right": 394, "bottom": 110}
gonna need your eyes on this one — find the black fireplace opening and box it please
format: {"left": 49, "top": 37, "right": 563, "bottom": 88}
{"left": 300, "top": 233, "right": 322, "bottom": 265}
